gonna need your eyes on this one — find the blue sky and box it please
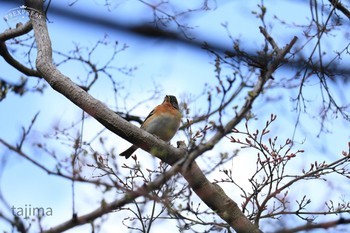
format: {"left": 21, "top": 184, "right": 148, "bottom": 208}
{"left": 1, "top": 1, "right": 349, "bottom": 232}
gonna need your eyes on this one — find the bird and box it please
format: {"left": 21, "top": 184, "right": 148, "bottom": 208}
{"left": 119, "top": 95, "right": 182, "bottom": 159}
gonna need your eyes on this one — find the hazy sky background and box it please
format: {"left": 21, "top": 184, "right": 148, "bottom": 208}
{"left": 1, "top": 0, "right": 349, "bottom": 232}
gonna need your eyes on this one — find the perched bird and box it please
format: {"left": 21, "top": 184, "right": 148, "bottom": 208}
{"left": 119, "top": 95, "right": 182, "bottom": 159}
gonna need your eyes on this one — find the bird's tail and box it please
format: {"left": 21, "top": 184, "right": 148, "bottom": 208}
{"left": 119, "top": 145, "right": 138, "bottom": 159}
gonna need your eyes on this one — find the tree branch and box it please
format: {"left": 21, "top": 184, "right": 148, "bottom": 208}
{"left": 275, "top": 217, "right": 350, "bottom": 233}
{"left": 0, "top": 22, "right": 40, "bottom": 77}
{"left": 42, "top": 159, "right": 183, "bottom": 233}
{"left": 329, "top": 0, "right": 350, "bottom": 20}
{"left": 0, "top": 137, "right": 115, "bottom": 187}
{"left": 0, "top": 21, "right": 32, "bottom": 41}
{"left": 185, "top": 29, "right": 298, "bottom": 164}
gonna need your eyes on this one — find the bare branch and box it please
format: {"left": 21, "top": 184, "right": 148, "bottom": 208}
{"left": 0, "top": 42, "right": 40, "bottom": 77}
{"left": 0, "top": 137, "right": 114, "bottom": 187}
{"left": 42, "top": 159, "right": 183, "bottom": 233}
{"left": 329, "top": 0, "right": 350, "bottom": 20}
{"left": 275, "top": 217, "right": 350, "bottom": 233}
{"left": 0, "top": 21, "right": 32, "bottom": 41}
{"left": 185, "top": 34, "right": 298, "bottom": 163}
{"left": 0, "top": 21, "right": 40, "bottom": 77}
